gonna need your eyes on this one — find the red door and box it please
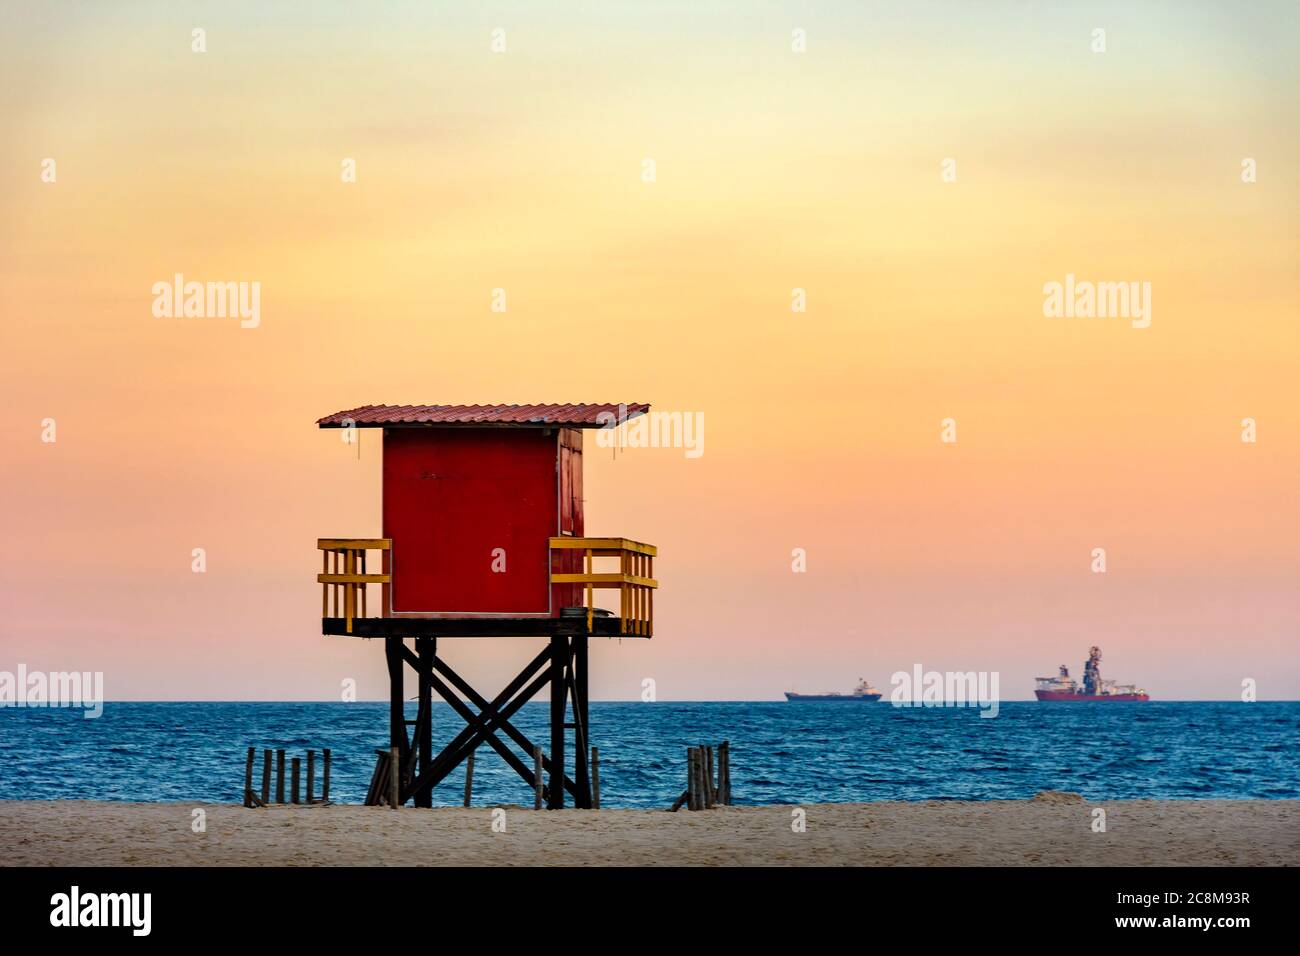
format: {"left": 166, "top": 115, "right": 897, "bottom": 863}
{"left": 383, "top": 429, "right": 558, "bottom": 615}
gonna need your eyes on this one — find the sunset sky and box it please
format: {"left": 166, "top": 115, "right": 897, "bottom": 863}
{"left": 1, "top": 2, "right": 1296, "bottom": 701}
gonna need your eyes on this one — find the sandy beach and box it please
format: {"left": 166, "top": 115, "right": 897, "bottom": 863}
{"left": 3, "top": 794, "right": 1296, "bottom": 866}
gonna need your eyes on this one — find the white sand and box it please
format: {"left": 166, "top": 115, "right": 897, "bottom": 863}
{"left": 2, "top": 795, "right": 1296, "bottom": 866}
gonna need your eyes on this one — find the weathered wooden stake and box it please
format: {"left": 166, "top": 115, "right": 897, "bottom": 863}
{"left": 291, "top": 757, "right": 301, "bottom": 804}
{"left": 388, "top": 745, "right": 400, "bottom": 809}
{"left": 704, "top": 745, "right": 716, "bottom": 808}
{"left": 243, "top": 747, "right": 255, "bottom": 807}
{"left": 463, "top": 748, "right": 475, "bottom": 808}
{"left": 533, "top": 745, "right": 544, "bottom": 810}
{"left": 260, "top": 749, "right": 271, "bottom": 805}
{"left": 687, "top": 747, "right": 700, "bottom": 811}
{"left": 306, "top": 750, "right": 316, "bottom": 803}
{"left": 322, "top": 748, "right": 331, "bottom": 803}
{"left": 591, "top": 747, "right": 601, "bottom": 810}
{"left": 276, "top": 749, "right": 286, "bottom": 803}
{"left": 722, "top": 740, "right": 732, "bottom": 805}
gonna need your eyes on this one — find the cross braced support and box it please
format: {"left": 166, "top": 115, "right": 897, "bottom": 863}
{"left": 388, "top": 638, "right": 593, "bottom": 809}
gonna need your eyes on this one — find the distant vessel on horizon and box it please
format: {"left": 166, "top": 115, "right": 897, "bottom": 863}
{"left": 1035, "top": 646, "right": 1149, "bottom": 701}
{"left": 785, "top": 678, "right": 882, "bottom": 702}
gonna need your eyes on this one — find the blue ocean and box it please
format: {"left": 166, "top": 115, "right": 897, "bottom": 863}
{"left": 0, "top": 701, "right": 1296, "bottom": 807}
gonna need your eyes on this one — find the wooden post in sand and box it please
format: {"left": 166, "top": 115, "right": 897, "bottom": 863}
{"left": 244, "top": 747, "right": 255, "bottom": 807}
{"left": 322, "top": 749, "right": 331, "bottom": 803}
{"left": 306, "top": 750, "right": 316, "bottom": 804}
{"left": 591, "top": 747, "right": 601, "bottom": 810}
{"left": 388, "top": 745, "right": 401, "bottom": 809}
{"left": 719, "top": 740, "right": 730, "bottom": 806}
{"left": 686, "top": 749, "right": 696, "bottom": 811}
{"left": 260, "top": 749, "right": 271, "bottom": 805}
{"left": 276, "top": 749, "right": 286, "bottom": 803}
{"left": 533, "top": 746, "right": 544, "bottom": 810}
{"left": 463, "top": 748, "right": 476, "bottom": 807}
{"left": 291, "top": 757, "right": 301, "bottom": 804}
{"left": 703, "top": 746, "right": 716, "bottom": 808}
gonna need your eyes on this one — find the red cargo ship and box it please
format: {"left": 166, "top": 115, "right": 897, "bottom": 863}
{"left": 1034, "top": 646, "right": 1149, "bottom": 701}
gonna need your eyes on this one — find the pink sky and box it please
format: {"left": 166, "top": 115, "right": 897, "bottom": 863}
{"left": 1, "top": 2, "right": 1296, "bottom": 700}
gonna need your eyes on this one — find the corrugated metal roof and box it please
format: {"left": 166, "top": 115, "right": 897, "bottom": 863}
{"left": 317, "top": 403, "right": 650, "bottom": 428}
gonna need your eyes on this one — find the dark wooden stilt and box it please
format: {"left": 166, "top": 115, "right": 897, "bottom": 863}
{"left": 306, "top": 749, "right": 316, "bottom": 803}
{"left": 276, "top": 749, "right": 286, "bottom": 803}
{"left": 291, "top": 757, "right": 301, "bottom": 804}
{"left": 322, "top": 748, "right": 331, "bottom": 803}
{"left": 570, "top": 636, "right": 591, "bottom": 808}
{"left": 260, "top": 749, "right": 271, "bottom": 805}
{"left": 414, "top": 636, "right": 435, "bottom": 808}
{"left": 386, "top": 636, "right": 406, "bottom": 805}
{"left": 548, "top": 636, "right": 566, "bottom": 809}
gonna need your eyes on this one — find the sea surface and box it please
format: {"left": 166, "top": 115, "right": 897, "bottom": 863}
{"left": 0, "top": 701, "right": 1296, "bottom": 807}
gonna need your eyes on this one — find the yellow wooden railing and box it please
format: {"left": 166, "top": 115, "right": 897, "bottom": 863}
{"left": 550, "top": 537, "right": 657, "bottom": 636}
{"left": 318, "top": 539, "right": 391, "bottom": 633}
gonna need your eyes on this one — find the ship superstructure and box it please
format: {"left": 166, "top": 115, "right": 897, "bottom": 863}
{"left": 1034, "top": 646, "right": 1149, "bottom": 701}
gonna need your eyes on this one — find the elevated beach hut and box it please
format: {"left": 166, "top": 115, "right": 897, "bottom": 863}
{"left": 315, "top": 403, "right": 657, "bottom": 808}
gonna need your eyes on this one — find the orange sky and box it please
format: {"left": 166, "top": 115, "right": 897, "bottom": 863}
{"left": 1, "top": 2, "right": 1296, "bottom": 700}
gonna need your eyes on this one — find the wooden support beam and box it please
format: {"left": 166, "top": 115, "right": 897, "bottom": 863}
{"left": 414, "top": 637, "right": 434, "bottom": 808}
{"left": 385, "top": 636, "right": 407, "bottom": 805}
{"left": 424, "top": 667, "right": 547, "bottom": 797}
{"left": 420, "top": 650, "right": 578, "bottom": 800}
{"left": 404, "top": 647, "right": 556, "bottom": 800}
{"left": 548, "top": 636, "right": 566, "bottom": 809}
{"left": 276, "top": 749, "right": 286, "bottom": 804}
{"left": 570, "top": 636, "right": 591, "bottom": 808}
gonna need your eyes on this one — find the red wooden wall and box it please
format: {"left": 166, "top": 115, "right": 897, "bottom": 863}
{"left": 382, "top": 427, "right": 583, "bottom": 617}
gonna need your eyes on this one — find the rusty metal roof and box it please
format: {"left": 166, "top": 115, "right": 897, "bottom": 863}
{"left": 317, "top": 403, "right": 650, "bottom": 428}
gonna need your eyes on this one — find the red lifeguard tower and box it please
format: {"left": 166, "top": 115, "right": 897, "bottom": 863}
{"left": 315, "top": 403, "right": 657, "bottom": 808}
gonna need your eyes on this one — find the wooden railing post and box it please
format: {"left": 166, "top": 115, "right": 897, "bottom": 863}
{"left": 317, "top": 540, "right": 393, "bottom": 629}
